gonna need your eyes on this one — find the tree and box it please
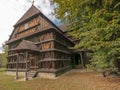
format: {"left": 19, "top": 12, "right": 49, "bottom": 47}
{"left": 0, "top": 44, "right": 8, "bottom": 68}
{"left": 51, "top": 0, "right": 120, "bottom": 71}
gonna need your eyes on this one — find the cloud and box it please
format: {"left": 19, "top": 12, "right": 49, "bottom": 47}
{"left": 0, "top": 0, "right": 60, "bottom": 47}
{"left": 21, "top": 0, "right": 60, "bottom": 25}
{"left": 34, "top": 0, "right": 60, "bottom": 25}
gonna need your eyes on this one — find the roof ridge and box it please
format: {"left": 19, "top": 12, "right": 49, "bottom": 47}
{"left": 14, "top": 5, "right": 40, "bottom": 27}
{"left": 13, "top": 39, "right": 39, "bottom": 52}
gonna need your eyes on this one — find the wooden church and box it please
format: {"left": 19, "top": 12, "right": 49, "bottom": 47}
{"left": 6, "top": 5, "right": 90, "bottom": 79}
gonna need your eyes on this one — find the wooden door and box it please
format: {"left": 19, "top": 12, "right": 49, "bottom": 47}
{"left": 29, "top": 55, "right": 38, "bottom": 70}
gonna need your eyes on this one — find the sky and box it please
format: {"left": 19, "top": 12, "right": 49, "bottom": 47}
{"left": 0, "top": 0, "right": 60, "bottom": 52}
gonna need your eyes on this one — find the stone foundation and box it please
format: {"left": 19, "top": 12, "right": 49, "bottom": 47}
{"left": 6, "top": 66, "right": 73, "bottom": 79}
{"left": 37, "top": 72, "right": 56, "bottom": 79}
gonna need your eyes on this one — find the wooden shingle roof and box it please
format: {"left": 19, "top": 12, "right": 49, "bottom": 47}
{"left": 14, "top": 5, "right": 40, "bottom": 26}
{"left": 6, "top": 5, "right": 74, "bottom": 45}
{"left": 13, "top": 40, "right": 39, "bottom": 52}
{"left": 59, "top": 24, "right": 69, "bottom": 32}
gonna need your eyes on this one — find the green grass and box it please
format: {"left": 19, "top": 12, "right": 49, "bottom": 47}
{"left": 0, "top": 72, "right": 90, "bottom": 90}
{"left": 0, "top": 68, "right": 5, "bottom": 72}
{"left": 0, "top": 69, "right": 120, "bottom": 90}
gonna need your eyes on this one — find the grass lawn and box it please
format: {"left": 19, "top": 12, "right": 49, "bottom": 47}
{"left": 0, "top": 69, "right": 120, "bottom": 90}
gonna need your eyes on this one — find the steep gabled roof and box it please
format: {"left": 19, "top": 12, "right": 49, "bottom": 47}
{"left": 13, "top": 40, "right": 40, "bottom": 52}
{"left": 7, "top": 5, "right": 74, "bottom": 45}
{"left": 14, "top": 5, "right": 40, "bottom": 26}
{"left": 59, "top": 24, "right": 68, "bottom": 32}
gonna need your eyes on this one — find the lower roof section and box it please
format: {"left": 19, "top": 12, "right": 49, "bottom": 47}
{"left": 6, "top": 27, "right": 74, "bottom": 46}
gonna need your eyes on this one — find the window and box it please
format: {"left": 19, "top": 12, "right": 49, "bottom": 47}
{"left": 24, "top": 23, "right": 29, "bottom": 29}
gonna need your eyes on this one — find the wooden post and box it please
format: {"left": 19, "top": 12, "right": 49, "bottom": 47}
{"left": 80, "top": 52, "right": 85, "bottom": 68}
{"left": 25, "top": 51, "right": 28, "bottom": 81}
{"left": 15, "top": 53, "right": 19, "bottom": 79}
{"left": 73, "top": 54, "right": 76, "bottom": 67}
{"left": 71, "top": 54, "right": 76, "bottom": 68}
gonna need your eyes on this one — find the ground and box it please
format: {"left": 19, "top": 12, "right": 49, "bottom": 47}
{"left": 0, "top": 69, "right": 120, "bottom": 90}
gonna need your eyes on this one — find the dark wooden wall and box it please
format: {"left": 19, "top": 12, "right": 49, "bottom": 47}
{"left": 37, "top": 30, "right": 73, "bottom": 73}
{"left": 10, "top": 15, "right": 51, "bottom": 39}
{"left": 6, "top": 14, "right": 74, "bottom": 73}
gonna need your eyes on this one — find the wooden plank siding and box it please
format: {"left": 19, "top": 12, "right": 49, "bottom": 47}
{"left": 6, "top": 5, "right": 74, "bottom": 76}
{"left": 11, "top": 15, "right": 51, "bottom": 39}
{"left": 7, "top": 29, "right": 73, "bottom": 73}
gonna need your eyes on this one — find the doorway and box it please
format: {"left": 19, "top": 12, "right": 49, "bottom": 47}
{"left": 29, "top": 53, "right": 38, "bottom": 70}
{"left": 75, "top": 54, "right": 81, "bottom": 65}
{"left": 73, "top": 52, "right": 86, "bottom": 69}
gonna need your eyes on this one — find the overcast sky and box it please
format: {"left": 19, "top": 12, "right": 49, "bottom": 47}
{"left": 0, "top": 0, "right": 59, "bottom": 50}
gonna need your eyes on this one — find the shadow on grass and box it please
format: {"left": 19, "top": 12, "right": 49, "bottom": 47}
{"left": 0, "top": 71, "right": 120, "bottom": 90}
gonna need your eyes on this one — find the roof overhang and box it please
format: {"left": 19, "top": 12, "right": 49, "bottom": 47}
{"left": 13, "top": 40, "right": 40, "bottom": 52}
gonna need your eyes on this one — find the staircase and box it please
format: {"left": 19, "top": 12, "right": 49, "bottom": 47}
{"left": 27, "top": 71, "right": 38, "bottom": 79}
